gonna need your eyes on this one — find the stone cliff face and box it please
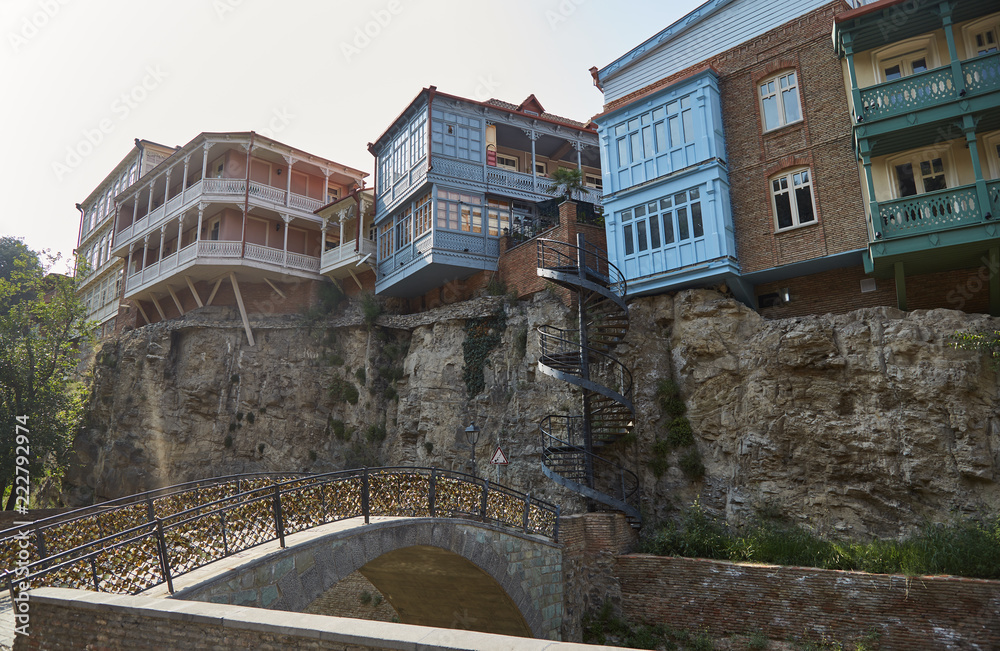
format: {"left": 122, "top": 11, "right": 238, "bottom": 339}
{"left": 71, "top": 290, "right": 1000, "bottom": 539}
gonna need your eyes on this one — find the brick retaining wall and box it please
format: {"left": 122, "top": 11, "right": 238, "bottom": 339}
{"left": 615, "top": 555, "right": 1000, "bottom": 648}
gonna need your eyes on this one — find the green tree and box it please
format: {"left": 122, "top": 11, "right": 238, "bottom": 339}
{"left": 952, "top": 329, "right": 1000, "bottom": 368}
{"left": 0, "top": 237, "right": 94, "bottom": 510}
{"left": 547, "top": 167, "right": 585, "bottom": 202}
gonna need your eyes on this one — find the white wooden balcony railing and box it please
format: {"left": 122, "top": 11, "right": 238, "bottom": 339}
{"left": 125, "top": 239, "right": 321, "bottom": 295}
{"left": 429, "top": 157, "right": 603, "bottom": 206}
{"left": 321, "top": 238, "right": 376, "bottom": 270}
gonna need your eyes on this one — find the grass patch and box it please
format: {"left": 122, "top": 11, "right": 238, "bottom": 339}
{"left": 640, "top": 501, "right": 1000, "bottom": 579}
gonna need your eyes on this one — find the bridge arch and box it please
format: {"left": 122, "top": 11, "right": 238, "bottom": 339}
{"left": 169, "top": 517, "right": 563, "bottom": 639}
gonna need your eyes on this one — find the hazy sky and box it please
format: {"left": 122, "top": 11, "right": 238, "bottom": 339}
{"left": 1, "top": 0, "right": 700, "bottom": 272}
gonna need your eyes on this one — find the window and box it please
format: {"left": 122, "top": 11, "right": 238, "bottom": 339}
{"left": 327, "top": 188, "right": 339, "bottom": 204}
{"left": 378, "top": 220, "right": 394, "bottom": 259}
{"left": 759, "top": 71, "right": 801, "bottom": 131}
{"left": 881, "top": 51, "right": 928, "bottom": 81}
{"left": 436, "top": 188, "right": 483, "bottom": 232}
{"left": 585, "top": 174, "right": 603, "bottom": 190}
{"left": 618, "top": 187, "right": 703, "bottom": 257}
{"left": 963, "top": 16, "right": 1000, "bottom": 57}
{"left": 887, "top": 152, "right": 954, "bottom": 199}
{"left": 770, "top": 168, "right": 816, "bottom": 230}
{"left": 413, "top": 192, "right": 432, "bottom": 237}
{"left": 208, "top": 218, "right": 220, "bottom": 241}
{"left": 872, "top": 37, "right": 937, "bottom": 83}
{"left": 496, "top": 154, "right": 519, "bottom": 171}
{"left": 534, "top": 162, "right": 547, "bottom": 176}
{"left": 612, "top": 95, "right": 693, "bottom": 172}
{"left": 487, "top": 199, "right": 511, "bottom": 236}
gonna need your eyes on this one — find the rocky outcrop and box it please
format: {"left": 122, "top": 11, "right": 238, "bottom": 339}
{"left": 70, "top": 290, "right": 1000, "bottom": 539}
{"left": 628, "top": 290, "right": 1000, "bottom": 538}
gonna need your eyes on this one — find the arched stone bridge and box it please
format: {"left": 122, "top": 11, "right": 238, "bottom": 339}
{"left": 160, "top": 516, "right": 562, "bottom": 638}
{"left": 0, "top": 469, "right": 564, "bottom": 640}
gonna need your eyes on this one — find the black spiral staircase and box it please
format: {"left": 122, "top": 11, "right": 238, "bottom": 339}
{"left": 536, "top": 234, "right": 641, "bottom": 526}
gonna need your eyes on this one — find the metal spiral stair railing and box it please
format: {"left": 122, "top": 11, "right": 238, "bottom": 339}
{"left": 536, "top": 236, "right": 640, "bottom": 526}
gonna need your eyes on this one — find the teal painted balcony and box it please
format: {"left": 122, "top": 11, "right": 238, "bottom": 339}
{"left": 857, "top": 53, "right": 1000, "bottom": 135}
{"left": 875, "top": 184, "right": 983, "bottom": 240}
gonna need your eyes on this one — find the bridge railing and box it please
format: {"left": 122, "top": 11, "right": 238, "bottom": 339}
{"left": 3, "top": 467, "right": 559, "bottom": 598}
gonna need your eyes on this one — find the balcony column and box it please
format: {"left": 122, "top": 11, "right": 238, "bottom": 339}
{"left": 841, "top": 35, "right": 865, "bottom": 119}
{"left": 158, "top": 225, "right": 166, "bottom": 264}
{"left": 131, "top": 193, "right": 139, "bottom": 228}
{"left": 939, "top": 4, "right": 966, "bottom": 93}
{"left": 282, "top": 214, "right": 291, "bottom": 268}
{"left": 525, "top": 129, "right": 539, "bottom": 193}
{"left": 164, "top": 168, "right": 172, "bottom": 205}
{"left": 962, "top": 116, "right": 991, "bottom": 219}
{"left": 894, "top": 261, "right": 907, "bottom": 312}
{"left": 181, "top": 156, "right": 190, "bottom": 202}
{"left": 196, "top": 203, "right": 204, "bottom": 244}
{"left": 574, "top": 141, "right": 585, "bottom": 202}
{"left": 141, "top": 234, "right": 149, "bottom": 283}
{"left": 339, "top": 210, "right": 347, "bottom": 260}
{"left": 201, "top": 143, "right": 210, "bottom": 181}
{"left": 858, "top": 140, "right": 880, "bottom": 240}
{"left": 283, "top": 156, "right": 295, "bottom": 206}
{"left": 177, "top": 214, "right": 185, "bottom": 253}
{"left": 323, "top": 171, "right": 331, "bottom": 205}
{"left": 147, "top": 181, "right": 154, "bottom": 215}
{"left": 126, "top": 243, "right": 135, "bottom": 280}
{"left": 321, "top": 218, "right": 329, "bottom": 263}
{"left": 990, "top": 247, "right": 1000, "bottom": 317}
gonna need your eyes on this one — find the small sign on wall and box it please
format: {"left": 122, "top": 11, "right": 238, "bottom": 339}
{"left": 490, "top": 446, "right": 508, "bottom": 465}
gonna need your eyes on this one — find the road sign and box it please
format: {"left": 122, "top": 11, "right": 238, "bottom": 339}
{"left": 490, "top": 446, "right": 509, "bottom": 465}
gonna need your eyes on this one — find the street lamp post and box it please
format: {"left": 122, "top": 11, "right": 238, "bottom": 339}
{"left": 465, "top": 422, "right": 481, "bottom": 477}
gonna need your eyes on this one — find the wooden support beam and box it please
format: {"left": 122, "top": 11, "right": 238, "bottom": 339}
{"left": 166, "top": 285, "right": 185, "bottom": 315}
{"left": 206, "top": 278, "right": 223, "bottom": 306}
{"left": 894, "top": 261, "right": 907, "bottom": 312}
{"left": 135, "top": 301, "right": 151, "bottom": 326}
{"left": 229, "top": 272, "right": 255, "bottom": 346}
{"left": 990, "top": 247, "right": 1000, "bottom": 317}
{"left": 149, "top": 293, "right": 166, "bottom": 320}
{"left": 347, "top": 268, "right": 364, "bottom": 290}
{"left": 185, "top": 275, "right": 203, "bottom": 308}
{"left": 328, "top": 277, "right": 342, "bottom": 291}
{"left": 264, "top": 277, "right": 286, "bottom": 299}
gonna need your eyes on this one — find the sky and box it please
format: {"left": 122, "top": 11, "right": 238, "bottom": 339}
{"left": 0, "top": 0, "right": 701, "bottom": 273}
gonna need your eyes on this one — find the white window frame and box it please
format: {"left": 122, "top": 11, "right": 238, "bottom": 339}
{"left": 769, "top": 167, "right": 817, "bottom": 232}
{"left": 758, "top": 70, "right": 803, "bottom": 132}
{"left": 496, "top": 153, "right": 519, "bottom": 172}
{"left": 585, "top": 173, "right": 603, "bottom": 190}
{"left": 962, "top": 14, "right": 1000, "bottom": 58}
{"left": 534, "top": 161, "right": 547, "bottom": 176}
{"left": 885, "top": 149, "right": 956, "bottom": 199}
{"left": 872, "top": 36, "right": 939, "bottom": 83}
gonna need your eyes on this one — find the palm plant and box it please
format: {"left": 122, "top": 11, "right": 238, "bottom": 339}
{"left": 547, "top": 167, "right": 585, "bottom": 203}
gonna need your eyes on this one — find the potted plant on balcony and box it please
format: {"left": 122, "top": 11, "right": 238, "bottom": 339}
{"left": 547, "top": 167, "right": 585, "bottom": 204}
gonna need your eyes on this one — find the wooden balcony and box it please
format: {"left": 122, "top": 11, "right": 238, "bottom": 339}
{"left": 114, "top": 178, "right": 326, "bottom": 253}
{"left": 320, "top": 238, "right": 376, "bottom": 280}
{"left": 428, "top": 157, "right": 603, "bottom": 206}
{"left": 856, "top": 52, "right": 1000, "bottom": 145}
{"left": 124, "top": 239, "right": 320, "bottom": 297}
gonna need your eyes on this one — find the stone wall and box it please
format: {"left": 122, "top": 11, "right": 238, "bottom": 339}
{"left": 15, "top": 588, "right": 624, "bottom": 651}
{"left": 615, "top": 555, "right": 1000, "bottom": 649}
